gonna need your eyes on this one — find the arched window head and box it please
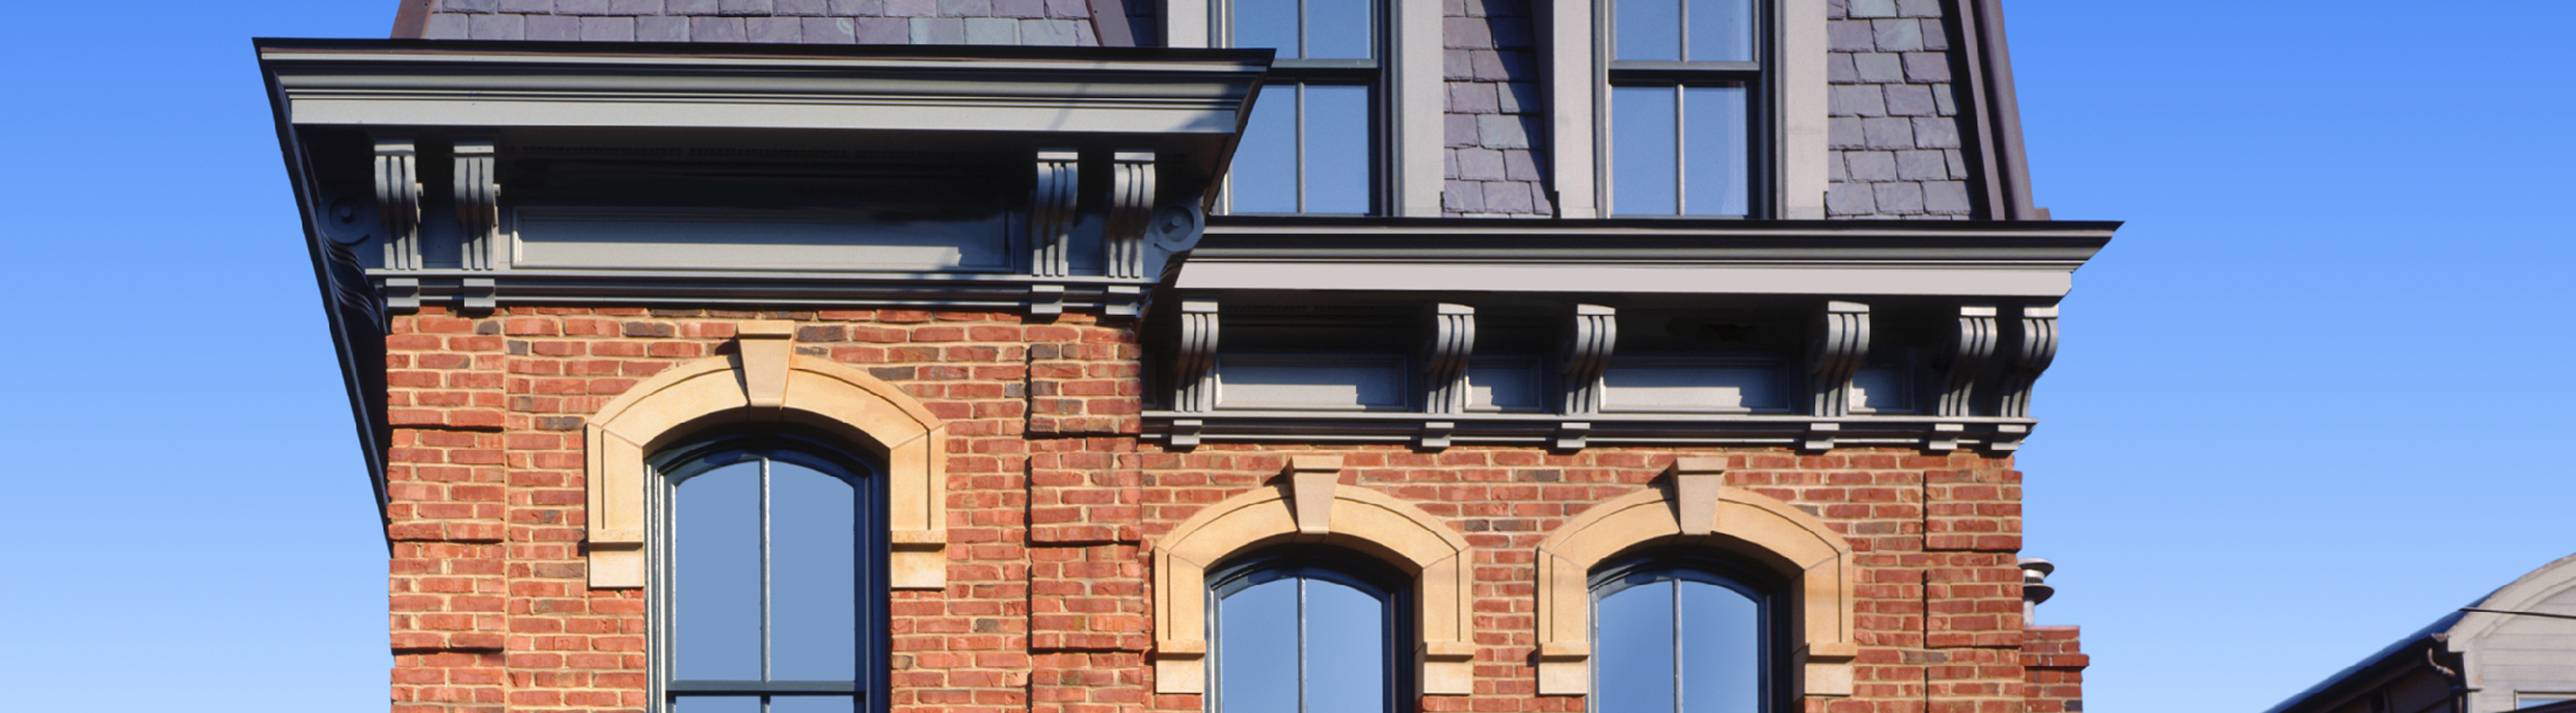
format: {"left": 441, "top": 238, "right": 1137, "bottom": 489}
{"left": 652, "top": 430, "right": 884, "bottom": 713}
{"left": 1208, "top": 549, "right": 1410, "bottom": 713}
{"left": 1591, "top": 552, "right": 1782, "bottom": 713}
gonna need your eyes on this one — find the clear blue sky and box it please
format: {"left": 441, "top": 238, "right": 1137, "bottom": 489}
{"left": 0, "top": 2, "right": 2568, "bottom": 711}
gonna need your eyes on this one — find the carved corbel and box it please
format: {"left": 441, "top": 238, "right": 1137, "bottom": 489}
{"left": 1938, "top": 305, "right": 1999, "bottom": 418}
{"left": 1999, "top": 304, "right": 2060, "bottom": 421}
{"left": 1174, "top": 301, "right": 1221, "bottom": 417}
{"left": 1561, "top": 305, "right": 1615, "bottom": 416}
{"left": 1104, "top": 151, "right": 1154, "bottom": 281}
{"left": 1031, "top": 149, "right": 1080, "bottom": 279}
{"left": 454, "top": 138, "right": 499, "bottom": 272}
{"left": 1557, "top": 305, "right": 1615, "bottom": 450}
{"left": 1808, "top": 301, "right": 1871, "bottom": 419}
{"left": 372, "top": 138, "right": 421, "bottom": 273}
{"left": 1929, "top": 305, "right": 1998, "bottom": 451}
{"left": 1425, "top": 305, "right": 1476, "bottom": 415}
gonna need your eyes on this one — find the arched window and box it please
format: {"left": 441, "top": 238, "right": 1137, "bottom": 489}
{"left": 1591, "top": 553, "right": 1780, "bottom": 713}
{"left": 1207, "top": 550, "right": 1409, "bottom": 713}
{"left": 652, "top": 432, "right": 883, "bottom": 713}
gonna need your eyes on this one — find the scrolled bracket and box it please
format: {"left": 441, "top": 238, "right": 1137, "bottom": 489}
{"left": 1929, "top": 304, "right": 1998, "bottom": 451}
{"left": 1999, "top": 304, "right": 2060, "bottom": 421}
{"left": 1425, "top": 304, "right": 1476, "bottom": 416}
{"left": 1031, "top": 149, "right": 1080, "bottom": 279}
{"left": 1808, "top": 301, "right": 1870, "bottom": 420}
{"left": 1173, "top": 300, "right": 1221, "bottom": 418}
{"left": 1104, "top": 150, "right": 1155, "bottom": 281}
{"left": 454, "top": 138, "right": 500, "bottom": 272}
{"left": 1560, "top": 305, "right": 1616, "bottom": 417}
{"left": 372, "top": 138, "right": 421, "bottom": 274}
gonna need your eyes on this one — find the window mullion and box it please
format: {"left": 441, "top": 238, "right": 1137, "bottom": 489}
{"left": 1671, "top": 84, "right": 1687, "bottom": 215}
{"left": 1670, "top": 579, "right": 1685, "bottom": 713}
{"left": 1295, "top": 85, "right": 1309, "bottom": 212}
{"left": 1296, "top": 577, "right": 1312, "bottom": 713}
{"left": 760, "top": 456, "right": 773, "bottom": 684}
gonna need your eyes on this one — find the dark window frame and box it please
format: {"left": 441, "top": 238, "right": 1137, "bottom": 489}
{"left": 1205, "top": 548, "right": 1414, "bottom": 713}
{"left": 1599, "top": 0, "right": 1775, "bottom": 218}
{"left": 1588, "top": 549, "right": 1789, "bottom": 713}
{"left": 650, "top": 429, "right": 889, "bottom": 713}
{"left": 1214, "top": 0, "right": 1391, "bottom": 215}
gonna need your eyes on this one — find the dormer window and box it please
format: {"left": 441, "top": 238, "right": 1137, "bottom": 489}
{"left": 1606, "top": 0, "right": 1762, "bottom": 216}
{"left": 1215, "top": 0, "right": 1384, "bottom": 214}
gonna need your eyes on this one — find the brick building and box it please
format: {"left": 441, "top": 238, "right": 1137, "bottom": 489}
{"left": 258, "top": 0, "right": 2109, "bottom": 711}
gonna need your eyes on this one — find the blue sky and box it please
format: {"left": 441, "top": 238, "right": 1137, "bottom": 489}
{"left": 0, "top": 1, "right": 2568, "bottom": 711}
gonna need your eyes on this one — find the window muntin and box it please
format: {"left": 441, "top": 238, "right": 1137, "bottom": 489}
{"left": 1208, "top": 552, "right": 1406, "bottom": 713}
{"left": 1606, "top": 0, "right": 1763, "bottom": 217}
{"left": 655, "top": 437, "right": 881, "bottom": 713}
{"left": 1592, "top": 555, "right": 1775, "bottom": 713}
{"left": 1218, "top": 0, "right": 1382, "bottom": 214}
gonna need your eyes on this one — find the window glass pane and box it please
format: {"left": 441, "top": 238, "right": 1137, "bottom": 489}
{"left": 768, "top": 696, "right": 860, "bottom": 713}
{"left": 1307, "top": 0, "right": 1374, "bottom": 60}
{"left": 768, "top": 461, "right": 857, "bottom": 682}
{"left": 1231, "top": 0, "right": 1301, "bottom": 58}
{"left": 1677, "top": 581, "right": 1759, "bottom": 713}
{"left": 1686, "top": 0, "right": 1753, "bottom": 62}
{"left": 1302, "top": 579, "right": 1386, "bottom": 712}
{"left": 1218, "top": 580, "right": 1301, "bottom": 713}
{"left": 1302, "top": 85, "right": 1372, "bottom": 214}
{"left": 1231, "top": 89, "right": 1299, "bottom": 213}
{"left": 1611, "top": 87, "right": 1678, "bottom": 216}
{"left": 1595, "top": 580, "right": 1676, "bottom": 713}
{"left": 1615, "top": 0, "right": 1681, "bottom": 61}
{"left": 1681, "top": 86, "right": 1749, "bottom": 216}
{"left": 673, "top": 696, "right": 761, "bottom": 713}
{"left": 676, "top": 462, "right": 763, "bottom": 681}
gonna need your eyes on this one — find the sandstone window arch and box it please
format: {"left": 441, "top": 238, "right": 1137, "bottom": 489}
{"left": 1533, "top": 457, "right": 1857, "bottom": 698}
{"left": 1151, "top": 455, "right": 1477, "bottom": 696}
{"left": 584, "top": 321, "right": 947, "bottom": 590}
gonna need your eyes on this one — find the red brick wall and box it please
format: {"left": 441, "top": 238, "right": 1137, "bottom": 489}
{"left": 379, "top": 307, "right": 2082, "bottom": 713}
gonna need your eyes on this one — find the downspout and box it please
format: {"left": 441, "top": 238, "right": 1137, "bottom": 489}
{"left": 1970, "top": 0, "right": 2041, "bottom": 220}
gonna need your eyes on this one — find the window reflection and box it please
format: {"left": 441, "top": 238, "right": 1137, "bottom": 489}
{"left": 1210, "top": 553, "right": 1400, "bottom": 713}
{"left": 661, "top": 439, "right": 873, "bottom": 713}
{"left": 1593, "top": 558, "right": 1769, "bottom": 713}
{"left": 1220, "top": 0, "right": 1380, "bottom": 214}
{"left": 1607, "top": 0, "right": 1759, "bottom": 217}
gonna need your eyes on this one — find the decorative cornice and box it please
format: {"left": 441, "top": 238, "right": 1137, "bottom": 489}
{"left": 1182, "top": 217, "right": 2115, "bottom": 298}
{"left": 256, "top": 40, "right": 1271, "bottom": 138}
{"left": 1140, "top": 411, "right": 2040, "bottom": 451}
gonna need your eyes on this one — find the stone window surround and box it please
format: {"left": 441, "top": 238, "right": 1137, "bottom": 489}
{"left": 1532, "top": 457, "right": 1857, "bottom": 698}
{"left": 1161, "top": 0, "right": 1447, "bottom": 217}
{"left": 1151, "top": 455, "right": 1479, "bottom": 695}
{"left": 1548, "top": 0, "right": 1828, "bottom": 219}
{"left": 584, "top": 321, "right": 949, "bottom": 590}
